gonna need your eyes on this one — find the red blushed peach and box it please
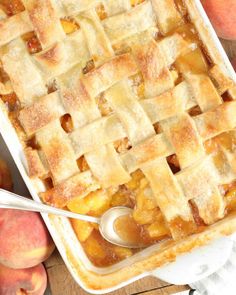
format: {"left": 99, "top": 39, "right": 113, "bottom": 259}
{"left": 0, "top": 263, "right": 47, "bottom": 295}
{"left": 201, "top": 0, "right": 236, "bottom": 40}
{"left": 0, "top": 209, "right": 55, "bottom": 269}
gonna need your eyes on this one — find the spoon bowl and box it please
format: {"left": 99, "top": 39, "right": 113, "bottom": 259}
{"left": 0, "top": 189, "right": 142, "bottom": 248}
{"left": 99, "top": 206, "right": 145, "bottom": 248}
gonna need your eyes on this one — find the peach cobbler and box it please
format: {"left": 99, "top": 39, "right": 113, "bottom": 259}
{"left": 1, "top": 0, "right": 236, "bottom": 269}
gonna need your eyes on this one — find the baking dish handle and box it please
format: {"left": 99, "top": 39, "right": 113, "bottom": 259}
{"left": 151, "top": 236, "right": 233, "bottom": 285}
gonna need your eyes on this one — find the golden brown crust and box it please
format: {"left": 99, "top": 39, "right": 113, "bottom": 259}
{"left": 161, "top": 113, "right": 205, "bottom": 169}
{"left": 41, "top": 171, "right": 100, "bottom": 207}
{"left": 34, "top": 43, "right": 64, "bottom": 67}
{"left": 19, "top": 92, "right": 65, "bottom": 135}
{"left": 185, "top": 73, "right": 222, "bottom": 112}
{"left": 209, "top": 65, "right": 235, "bottom": 95}
{"left": 194, "top": 102, "right": 236, "bottom": 140}
{"left": 24, "top": 147, "right": 48, "bottom": 178}
{"left": 22, "top": 0, "right": 65, "bottom": 48}
{"left": 121, "top": 134, "right": 174, "bottom": 173}
{"left": 62, "top": 80, "right": 93, "bottom": 111}
{"left": 82, "top": 53, "right": 139, "bottom": 98}
{"left": 133, "top": 39, "right": 173, "bottom": 97}
{"left": 0, "top": 11, "right": 32, "bottom": 46}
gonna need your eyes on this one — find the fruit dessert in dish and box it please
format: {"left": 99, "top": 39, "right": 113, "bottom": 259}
{"left": 0, "top": 0, "right": 236, "bottom": 285}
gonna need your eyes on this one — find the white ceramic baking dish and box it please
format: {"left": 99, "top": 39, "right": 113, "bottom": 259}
{"left": 0, "top": 0, "right": 236, "bottom": 293}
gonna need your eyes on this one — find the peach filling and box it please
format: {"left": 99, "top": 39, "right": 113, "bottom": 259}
{"left": 95, "top": 4, "right": 107, "bottom": 20}
{"left": 225, "top": 188, "right": 236, "bottom": 213}
{"left": 68, "top": 170, "right": 171, "bottom": 266}
{"left": 60, "top": 19, "right": 79, "bottom": 34}
{"left": 60, "top": 114, "right": 73, "bottom": 133}
{"left": 130, "top": 0, "right": 145, "bottom": 7}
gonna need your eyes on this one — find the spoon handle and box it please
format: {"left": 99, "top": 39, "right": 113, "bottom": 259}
{"left": 0, "top": 189, "right": 100, "bottom": 224}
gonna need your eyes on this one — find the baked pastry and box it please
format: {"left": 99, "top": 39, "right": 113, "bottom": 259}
{"left": 1, "top": 0, "right": 236, "bottom": 289}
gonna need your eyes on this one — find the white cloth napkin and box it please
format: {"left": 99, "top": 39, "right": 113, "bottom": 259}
{"left": 189, "top": 240, "right": 236, "bottom": 295}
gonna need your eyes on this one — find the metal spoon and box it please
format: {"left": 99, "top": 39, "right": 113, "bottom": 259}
{"left": 0, "top": 188, "right": 142, "bottom": 248}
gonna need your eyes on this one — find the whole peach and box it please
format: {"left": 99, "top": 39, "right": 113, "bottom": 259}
{"left": 0, "top": 209, "right": 55, "bottom": 269}
{"left": 201, "top": 0, "right": 236, "bottom": 40}
{"left": 0, "top": 263, "right": 47, "bottom": 295}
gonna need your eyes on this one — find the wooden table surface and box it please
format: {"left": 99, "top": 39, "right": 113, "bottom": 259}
{"left": 45, "top": 39, "right": 236, "bottom": 295}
